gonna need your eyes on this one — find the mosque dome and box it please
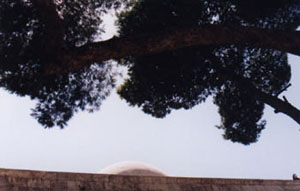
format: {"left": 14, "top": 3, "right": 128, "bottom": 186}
{"left": 99, "top": 161, "right": 167, "bottom": 176}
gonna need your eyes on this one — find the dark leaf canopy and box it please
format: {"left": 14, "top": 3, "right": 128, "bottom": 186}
{"left": 118, "top": 46, "right": 219, "bottom": 118}
{"left": 0, "top": 0, "right": 116, "bottom": 128}
{"left": 0, "top": 0, "right": 298, "bottom": 143}
{"left": 214, "top": 83, "right": 266, "bottom": 145}
{"left": 117, "top": 0, "right": 298, "bottom": 144}
{"left": 236, "top": 0, "right": 299, "bottom": 29}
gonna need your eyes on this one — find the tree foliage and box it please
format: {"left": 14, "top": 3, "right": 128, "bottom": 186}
{"left": 0, "top": 0, "right": 116, "bottom": 128}
{"left": 117, "top": 0, "right": 299, "bottom": 144}
{"left": 0, "top": 0, "right": 299, "bottom": 144}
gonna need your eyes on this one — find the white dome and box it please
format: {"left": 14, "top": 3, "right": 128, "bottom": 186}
{"left": 99, "top": 161, "right": 167, "bottom": 176}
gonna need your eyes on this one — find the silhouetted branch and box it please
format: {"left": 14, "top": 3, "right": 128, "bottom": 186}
{"left": 32, "top": 4, "right": 299, "bottom": 123}
{"left": 275, "top": 83, "right": 291, "bottom": 97}
{"left": 214, "top": 64, "right": 300, "bottom": 124}
{"left": 47, "top": 25, "right": 300, "bottom": 74}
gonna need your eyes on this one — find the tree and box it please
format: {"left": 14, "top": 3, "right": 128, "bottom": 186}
{"left": 116, "top": 0, "right": 299, "bottom": 144}
{"left": 0, "top": 0, "right": 117, "bottom": 128}
{"left": 0, "top": 0, "right": 299, "bottom": 144}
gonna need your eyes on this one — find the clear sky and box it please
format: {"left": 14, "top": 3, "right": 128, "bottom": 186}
{"left": 0, "top": 13, "right": 299, "bottom": 180}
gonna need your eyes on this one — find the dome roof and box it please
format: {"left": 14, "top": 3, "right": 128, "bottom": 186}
{"left": 99, "top": 161, "right": 167, "bottom": 176}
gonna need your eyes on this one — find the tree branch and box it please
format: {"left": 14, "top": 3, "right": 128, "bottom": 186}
{"left": 48, "top": 25, "right": 300, "bottom": 74}
{"left": 214, "top": 65, "right": 300, "bottom": 124}
{"left": 275, "top": 83, "right": 291, "bottom": 97}
{"left": 257, "top": 93, "right": 300, "bottom": 124}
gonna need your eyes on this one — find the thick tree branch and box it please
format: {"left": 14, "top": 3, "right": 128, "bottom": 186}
{"left": 250, "top": 88, "right": 300, "bottom": 124}
{"left": 214, "top": 65, "right": 300, "bottom": 124}
{"left": 244, "top": 83, "right": 300, "bottom": 124}
{"left": 49, "top": 25, "right": 300, "bottom": 74}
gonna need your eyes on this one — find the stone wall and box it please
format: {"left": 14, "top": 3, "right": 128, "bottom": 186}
{"left": 1, "top": 168, "right": 300, "bottom": 191}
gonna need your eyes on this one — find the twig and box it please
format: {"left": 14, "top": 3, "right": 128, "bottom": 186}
{"left": 275, "top": 83, "right": 291, "bottom": 97}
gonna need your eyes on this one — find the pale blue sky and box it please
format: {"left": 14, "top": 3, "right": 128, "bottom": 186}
{"left": 0, "top": 14, "right": 299, "bottom": 180}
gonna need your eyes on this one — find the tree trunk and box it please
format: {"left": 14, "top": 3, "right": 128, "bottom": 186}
{"left": 31, "top": 2, "right": 299, "bottom": 124}
{"left": 50, "top": 25, "right": 300, "bottom": 74}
